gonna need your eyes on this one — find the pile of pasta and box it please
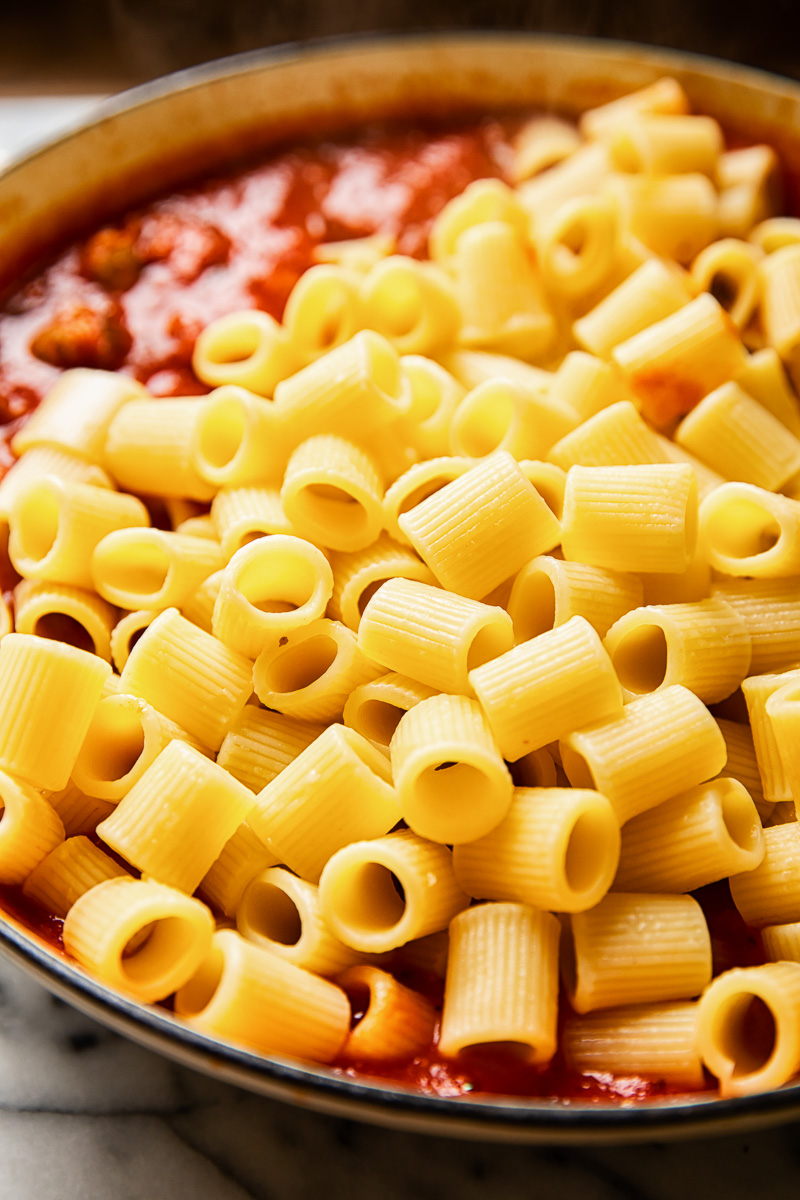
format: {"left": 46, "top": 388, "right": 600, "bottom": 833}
{"left": 3, "top": 75, "right": 800, "bottom": 1102}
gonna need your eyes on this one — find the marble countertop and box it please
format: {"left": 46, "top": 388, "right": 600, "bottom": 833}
{"left": 2, "top": 90, "right": 800, "bottom": 1200}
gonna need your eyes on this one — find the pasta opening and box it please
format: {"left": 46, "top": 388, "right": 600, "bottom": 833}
{"left": 83, "top": 704, "right": 146, "bottom": 782}
{"left": 244, "top": 882, "right": 302, "bottom": 946}
{"left": 564, "top": 809, "right": 614, "bottom": 896}
{"left": 34, "top": 612, "right": 96, "bottom": 655}
{"left": 120, "top": 916, "right": 199, "bottom": 985}
{"left": 237, "top": 553, "right": 317, "bottom": 614}
{"left": 709, "top": 271, "right": 738, "bottom": 312}
{"left": 262, "top": 634, "right": 338, "bottom": 694}
{"left": 462, "top": 1041, "right": 533, "bottom": 1062}
{"left": 203, "top": 322, "right": 261, "bottom": 366}
{"left": 97, "top": 541, "right": 171, "bottom": 599}
{"left": 295, "top": 483, "right": 369, "bottom": 539}
{"left": 513, "top": 572, "right": 556, "bottom": 641}
{"left": 611, "top": 623, "right": 669, "bottom": 693}
{"left": 416, "top": 761, "right": 492, "bottom": 828}
{"left": 456, "top": 391, "right": 515, "bottom": 457}
{"left": 560, "top": 746, "right": 598, "bottom": 791}
{"left": 467, "top": 623, "right": 514, "bottom": 673}
{"left": 332, "top": 862, "right": 406, "bottom": 933}
{"left": 197, "top": 398, "right": 246, "bottom": 469}
{"left": 704, "top": 498, "right": 781, "bottom": 560}
{"left": 716, "top": 993, "right": 777, "bottom": 1079}
{"left": 343, "top": 979, "right": 372, "bottom": 1029}
{"left": 721, "top": 789, "right": 762, "bottom": 853}
{"left": 357, "top": 698, "right": 405, "bottom": 746}
{"left": 357, "top": 579, "right": 389, "bottom": 616}
{"left": 397, "top": 477, "right": 450, "bottom": 517}
{"left": 175, "top": 944, "right": 225, "bottom": 1016}
{"left": 16, "top": 485, "right": 59, "bottom": 562}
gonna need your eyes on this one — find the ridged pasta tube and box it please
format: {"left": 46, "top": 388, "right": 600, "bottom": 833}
{"left": 729, "top": 825, "right": 800, "bottom": 927}
{"left": 97, "top": 740, "right": 255, "bottom": 893}
{"left": 272, "top": 330, "right": 411, "bottom": 441}
{"left": 399, "top": 451, "right": 561, "bottom": 600}
{"left": 212, "top": 535, "right": 333, "bottom": 659}
{"left": 713, "top": 578, "right": 800, "bottom": 675}
{"left": 560, "top": 684, "right": 726, "bottom": 825}
{"left": 453, "top": 786, "right": 620, "bottom": 913}
{"left": 248, "top": 724, "right": 401, "bottom": 882}
{"left": 614, "top": 778, "right": 764, "bottom": 893}
{"left": 71, "top": 691, "right": 206, "bottom": 802}
{"left": 518, "top": 460, "right": 567, "bottom": 518}
{"left": 549, "top": 351, "right": 631, "bottom": 421}
{"left": 762, "top": 921, "right": 800, "bottom": 964}
{"left": 0, "top": 445, "right": 113, "bottom": 523}
{"left": 342, "top": 672, "right": 437, "bottom": 749}
{"left": 237, "top": 866, "right": 360, "bottom": 975}
{"left": 327, "top": 533, "right": 434, "bottom": 632}
{"left": 91, "top": 528, "right": 224, "bottom": 611}
{"left": 119, "top": 608, "right": 253, "bottom": 752}
{"left": 174, "top": 929, "right": 350, "bottom": 1063}
{"left": 12, "top": 368, "right": 147, "bottom": 461}
{"left": 691, "top": 238, "right": 762, "bottom": 330}
{"left": 47, "top": 781, "right": 114, "bottom": 838}
{"left": 0, "top": 634, "right": 110, "bottom": 791}
{"left": 0, "top": 770, "right": 64, "bottom": 885}
{"left": 579, "top": 78, "right": 690, "bottom": 141}
{"left": 760, "top": 244, "right": 800, "bottom": 378}
{"left": 507, "top": 555, "right": 643, "bottom": 642}
{"left": 573, "top": 258, "right": 692, "bottom": 359}
{"left": 700, "top": 483, "right": 800, "bottom": 577}
{"left": 609, "top": 114, "right": 722, "bottom": 177}
{"left": 603, "top": 598, "right": 751, "bottom": 704}
{"left": 22, "top": 836, "right": 128, "bottom": 917}
{"left": 63, "top": 876, "right": 214, "bottom": 1003}
{"left": 110, "top": 609, "right": 163, "bottom": 672}
{"left": 535, "top": 194, "right": 618, "bottom": 300}
{"left": 715, "top": 718, "right": 770, "bottom": 821}
{"left": 283, "top": 263, "right": 363, "bottom": 365}
{"left": 517, "top": 142, "right": 612, "bottom": 231}
{"left": 438, "top": 902, "right": 561, "bottom": 1064}
{"left": 469, "top": 615, "right": 623, "bottom": 762}
{"left": 216, "top": 707, "right": 325, "bottom": 794}
{"left": 612, "top": 294, "right": 746, "bottom": 430}
{"left": 604, "top": 173, "right": 717, "bottom": 265}
{"left": 358, "top": 578, "right": 513, "bottom": 696}
{"left": 198, "top": 822, "right": 279, "bottom": 917}
{"left": 14, "top": 577, "right": 117, "bottom": 662}
{"left": 548, "top": 400, "right": 666, "bottom": 471}
{"left": 450, "top": 378, "right": 577, "bottom": 461}
{"left": 9, "top": 477, "right": 149, "bottom": 588}
{"left": 104, "top": 399, "right": 215, "bottom": 501}
{"left": 563, "top": 893, "right": 712, "bottom": 1013}
{"left": 397, "top": 355, "right": 465, "bottom": 459}
{"left": 281, "top": 434, "right": 384, "bottom": 552}
{"left": 253, "top": 618, "right": 382, "bottom": 723}
{"left": 697, "top": 963, "right": 800, "bottom": 1097}
{"left": 736, "top": 347, "right": 800, "bottom": 439}
{"left": 180, "top": 571, "right": 223, "bottom": 635}
{"left": 429, "top": 178, "right": 530, "bottom": 262}
{"left": 336, "top": 965, "right": 437, "bottom": 1063}
{"left": 191, "top": 385, "right": 288, "bottom": 486}
{"left": 382, "top": 456, "right": 473, "bottom": 543}
{"left": 192, "top": 309, "right": 296, "bottom": 396}
{"left": 564, "top": 1002, "right": 704, "bottom": 1087}
{"left": 390, "top": 694, "right": 512, "bottom": 844}
{"left": 561, "top": 463, "right": 698, "bottom": 574}
{"left": 766, "top": 677, "right": 800, "bottom": 809}
{"left": 360, "top": 256, "right": 460, "bottom": 355}
{"left": 742, "top": 668, "right": 800, "bottom": 804}
{"left": 210, "top": 486, "right": 294, "bottom": 558}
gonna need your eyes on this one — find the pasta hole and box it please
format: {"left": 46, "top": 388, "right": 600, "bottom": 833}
{"left": 372, "top": 273, "right": 423, "bottom": 339}
{"left": 709, "top": 271, "right": 738, "bottom": 311}
{"left": 357, "top": 579, "right": 389, "bottom": 615}
{"left": 198, "top": 398, "right": 246, "bottom": 469}
{"left": 176, "top": 944, "right": 225, "bottom": 1016}
{"left": 333, "top": 862, "right": 406, "bottom": 934}
{"left": 611, "top": 623, "right": 668, "bottom": 694}
{"left": 344, "top": 980, "right": 372, "bottom": 1029}
{"left": 564, "top": 809, "right": 613, "bottom": 896}
{"left": 717, "top": 993, "right": 777, "bottom": 1078}
{"left": 456, "top": 391, "right": 515, "bottom": 457}
{"left": 295, "top": 482, "right": 369, "bottom": 539}
{"left": 705, "top": 497, "right": 781, "bottom": 560}
{"left": 34, "top": 612, "right": 95, "bottom": 655}
{"left": 513, "top": 571, "right": 556, "bottom": 641}
{"left": 263, "top": 634, "right": 338, "bottom": 694}
{"left": 206, "top": 324, "right": 261, "bottom": 365}
{"left": 16, "top": 485, "right": 60, "bottom": 562}
{"left": 237, "top": 552, "right": 316, "bottom": 614}
{"left": 120, "top": 916, "right": 200, "bottom": 985}
{"left": 721, "top": 789, "right": 761, "bottom": 853}
{"left": 82, "top": 702, "right": 146, "bottom": 782}
{"left": 560, "top": 745, "right": 597, "bottom": 790}
{"left": 99, "top": 541, "right": 171, "bottom": 600}
{"left": 358, "top": 698, "right": 405, "bottom": 746}
{"left": 467, "top": 623, "right": 511, "bottom": 673}
{"left": 245, "top": 882, "right": 302, "bottom": 946}
{"left": 397, "top": 478, "right": 451, "bottom": 517}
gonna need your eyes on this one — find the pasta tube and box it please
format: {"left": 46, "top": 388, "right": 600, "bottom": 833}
{"left": 11, "top": 368, "right": 147, "bottom": 462}
{"left": 280, "top": 434, "right": 384, "bottom": 553}
{"left": 700, "top": 482, "right": 800, "bottom": 577}
{"left": 104, "top": 399, "right": 215, "bottom": 501}
{"left": 507, "top": 554, "right": 643, "bottom": 642}
{"left": 564, "top": 1002, "right": 704, "bottom": 1087}
{"left": 342, "top": 672, "right": 437, "bottom": 749}
{"left": 360, "top": 256, "right": 460, "bottom": 355}
{"left": 192, "top": 309, "right": 295, "bottom": 395}
{"left": 450, "top": 378, "right": 576, "bottom": 461}
{"left": 327, "top": 532, "right": 434, "bottom": 632}
{"left": 337, "top": 965, "right": 437, "bottom": 1063}
{"left": 191, "top": 385, "right": 288, "bottom": 486}
{"left": 22, "top": 836, "right": 128, "bottom": 918}
{"left": 216, "top": 707, "right": 325, "bottom": 794}
{"left": 198, "top": 822, "right": 279, "bottom": 918}
{"left": 283, "top": 263, "right": 363, "bottom": 364}
{"left": 729, "top": 825, "right": 800, "bottom": 927}
{"left": 91, "top": 528, "right": 224, "bottom": 611}
{"left": 14, "top": 578, "right": 117, "bottom": 662}
{"left": 0, "top": 770, "right": 64, "bottom": 885}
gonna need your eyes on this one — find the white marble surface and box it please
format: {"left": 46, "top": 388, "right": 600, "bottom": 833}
{"left": 3, "top": 90, "right": 800, "bottom": 1200}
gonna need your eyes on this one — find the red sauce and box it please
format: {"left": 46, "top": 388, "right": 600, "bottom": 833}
{"left": 0, "top": 110, "right": 783, "bottom": 1104}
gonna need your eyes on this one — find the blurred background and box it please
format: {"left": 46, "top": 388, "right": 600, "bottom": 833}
{"left": 2, "top": 0, "right": 799, "bottom": 92}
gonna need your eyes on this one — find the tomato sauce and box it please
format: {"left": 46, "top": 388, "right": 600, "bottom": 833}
{"left": 0, "top": 111, "right": 779, "bottom": 1104}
